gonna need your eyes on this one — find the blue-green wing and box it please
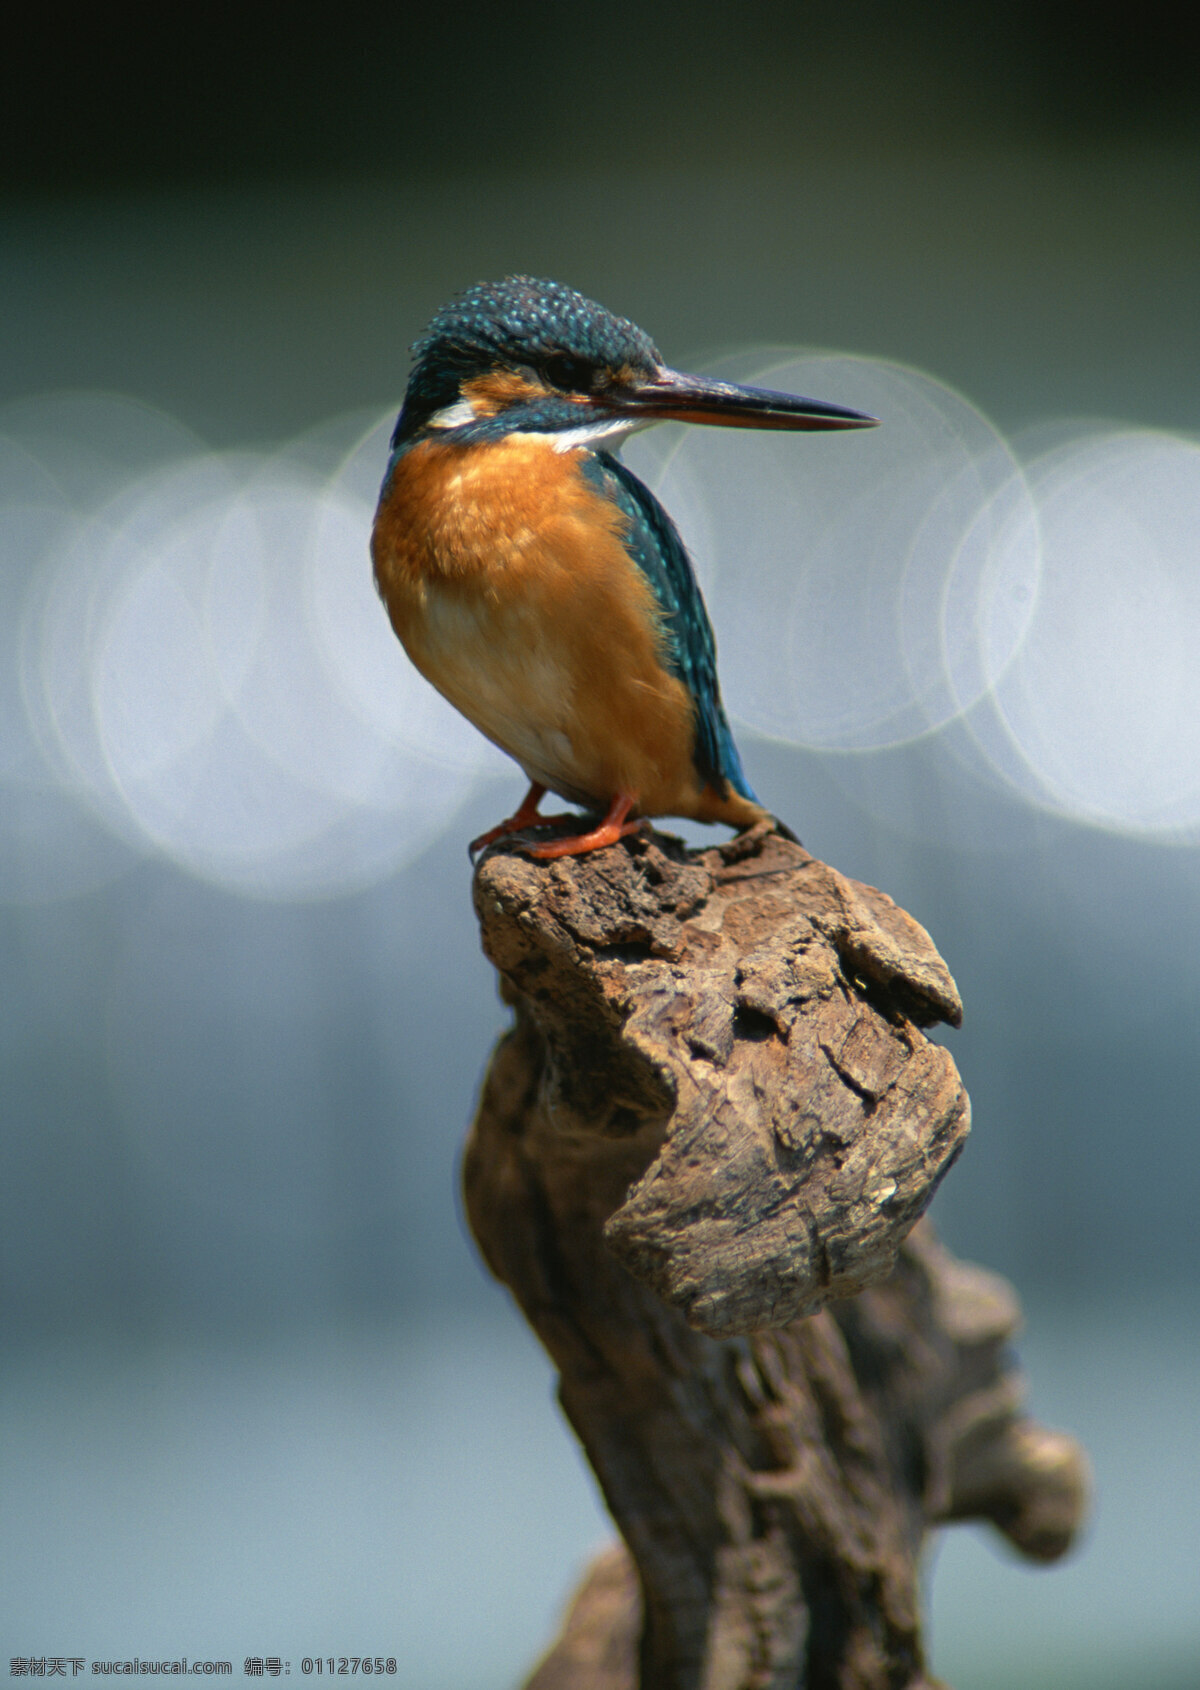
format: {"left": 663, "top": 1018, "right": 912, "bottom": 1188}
{"left": 586, "top": 452, "right": 756, "bottom": 803}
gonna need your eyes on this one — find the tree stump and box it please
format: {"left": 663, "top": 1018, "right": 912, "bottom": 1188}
{"left": 462, "top": 825, "right": 1087, "bottom": 1690}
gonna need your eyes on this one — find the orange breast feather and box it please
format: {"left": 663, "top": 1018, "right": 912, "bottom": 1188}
{"left": 371, "top": 436, "right": 715, "bottom": 817}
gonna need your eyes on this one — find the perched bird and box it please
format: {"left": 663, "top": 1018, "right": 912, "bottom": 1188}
{"left": 371, "top": 277, "right": 876, "bottom": 858}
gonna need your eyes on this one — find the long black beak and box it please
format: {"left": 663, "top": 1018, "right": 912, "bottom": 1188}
{"left": 612, "top": 367, "right": 878, "bottom": 432}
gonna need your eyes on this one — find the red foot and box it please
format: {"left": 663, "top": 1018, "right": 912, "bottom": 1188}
{"left": 469, "top": 783, "right": 579, "bottom": 858}
{"left": 528, "top": 793, "right": 645, "bottom": 860}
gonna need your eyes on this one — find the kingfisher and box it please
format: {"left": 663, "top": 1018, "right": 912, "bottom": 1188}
{"left": 371, "top": 277, "right": 876, "bottom": 859}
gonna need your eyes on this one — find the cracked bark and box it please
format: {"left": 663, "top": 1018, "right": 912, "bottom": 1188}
{"left": 462, "top": 825, "right": 1087, "bottom": 1690}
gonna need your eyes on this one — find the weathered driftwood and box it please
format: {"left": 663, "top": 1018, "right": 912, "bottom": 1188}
{"left": 463, "top": 825, "right": 1087, "bottom": 1690}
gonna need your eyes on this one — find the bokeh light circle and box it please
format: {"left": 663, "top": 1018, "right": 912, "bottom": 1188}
{"left": 629, "top": 353, "right": 1040, "bottom": 751}
{"left": 6, "top": 398, "right": 507, "bottom": 901}
{"left": 977, "top": 429, "right": 1200, "bottom": 840}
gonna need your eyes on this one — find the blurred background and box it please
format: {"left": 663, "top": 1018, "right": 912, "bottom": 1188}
{"left": 2, "top": 3, "right": 1198, "bottom": 1685}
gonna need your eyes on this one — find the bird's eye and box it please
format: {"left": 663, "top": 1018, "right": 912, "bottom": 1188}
{"left": 543, "top": 354, "right": 596, "bottom": 393}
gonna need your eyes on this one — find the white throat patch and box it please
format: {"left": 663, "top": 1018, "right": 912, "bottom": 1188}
{"left": 549, "top": 415, "right": 653, "bottom": 454}
{"left": 427, "top": 398, "right": 653, "bottom": 455}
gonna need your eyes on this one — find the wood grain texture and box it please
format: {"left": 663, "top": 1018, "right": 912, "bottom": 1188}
{"left": 463, "top": 825, "right": 1087, "bottom": 1690}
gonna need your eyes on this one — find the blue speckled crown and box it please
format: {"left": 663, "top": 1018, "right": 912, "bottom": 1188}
{"left": 395, "top": 276, "right": 661, "bottom": 438}
{"left": 414, "top": 276, "right": 659, "bottom": 373}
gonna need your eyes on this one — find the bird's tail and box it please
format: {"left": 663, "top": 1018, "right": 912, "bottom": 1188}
{"left": 767, "top": 813, "right": 800, "bottom": 844}
{"left": 705, "top": 787, "right": 800, "bottom": 847}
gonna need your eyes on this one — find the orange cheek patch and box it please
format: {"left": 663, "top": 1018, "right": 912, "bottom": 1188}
{"left": 460, "top": 368, "right": 564, "bottom": 418}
